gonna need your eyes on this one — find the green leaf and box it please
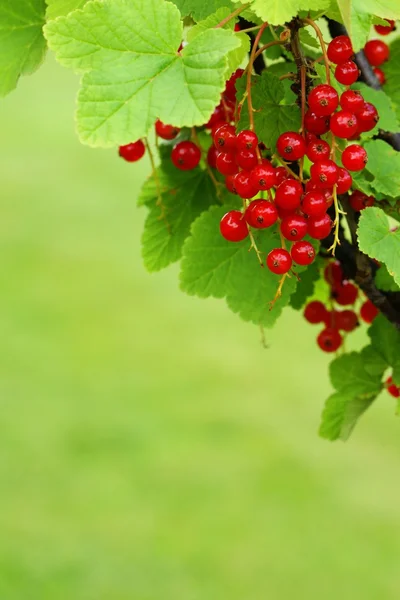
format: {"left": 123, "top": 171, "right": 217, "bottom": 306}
{"left": 314, "top": 63, "right": 345, "bottom": 97}
{"left": 368, "top": 315, "right": 400, "bottom": 384}
{"left": 0, "top": 0, "right": 47, "bottom": 96}
{"left": 237, "top": 72, "right": 301, "bottom": 149}
{"left": 289, "top": 260, "right": 321, "bottom": 310}
{"left": 363, "top": 140, "right": 400, "bottom": 200}
{"left": 44, "top": 0, "right": 241, "bottom": 147}
{"left": 236, "top": 0, "right": 330, "bottom": 26}
{"left": 352, "top": 83, "right": 400, "bottom": 135}
{"left": 357, "top": 206, "right": 400, "bottom": 287}
{"left": 45, "top": 0, "right": 88, "bottom": 19}
{"left": 140, "top": 164, "right": 218, "bottom": 272}
{"left": 171, "top": 0, "right": 234, "bottom": 21}
{"left": 299, "top": 27, "right": 320, "bottom": 50}
{"left": 375, "top": 265, "right": 400, "bottom": 292}
{"left": 384, "top": 38, "right": 400, "bottom": 122}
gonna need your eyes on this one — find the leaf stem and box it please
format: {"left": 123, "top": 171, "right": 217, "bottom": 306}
{"left": 215, "top": 4, "right": 249, "bottom": 28}
{"left": 302, "top": 17, "right": 331, "bottom": 85}
{"left": 246, "top": 22, "right": 269, "bottom": 131}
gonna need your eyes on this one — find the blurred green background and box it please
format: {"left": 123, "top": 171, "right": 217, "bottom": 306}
{"left": 1, "top": 56, "right": 400, "bottom": 599}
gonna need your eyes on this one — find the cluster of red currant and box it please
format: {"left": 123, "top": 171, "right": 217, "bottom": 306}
{"left": 304, "top": 259, "right": 379, "bottom": 352}
{"left": 365, "top": 18, "right": 395, "bottom": 85}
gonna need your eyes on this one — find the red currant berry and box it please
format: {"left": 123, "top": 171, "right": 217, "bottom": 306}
{"left": 330, "top": 111, "right": 359, "bottom": 139}
{"left": 266, "top": 248, "right": 292, "bottom": 274}
{"left": 336, "top": 167, "right": 353, "bottom": 194}
{"left": 335, "top": 60, "right": 359, "bottom": 85}
{"left": 364, "top": 39, "right": 390, "bottom": 66}
{"left": 224, "top": 68, "right": 244, "bottom": 102}
{"left": 324, "top": 260, "right": 343, "bottom": 286}
{"left": 220, "top": 210, "right": 248, "bottom": 242}
{"left": 302, "top": 191, "right": 328, "bottom": 217}
{"left": 245, "top": 199, "right": 278, "bottom": 229}
{"left": 333, "top": 281, "right": 358, "bottom": 305}
{"left": 349, "top": 190, "right": 375, "bottom": 211}
{"left": 304, "top": 300, "right": 329, "bottom": 324}
{"left": 206, "top": 105, "right": 226, "bottom": 129}
{"left": 360, "top": 299, "right": 379, "bottom": 323}
{"left": 274, "top": 166, "right": 290, "bottom": 186}
{"left": 234, "top": 23, "right": 241, "bottom": 32}
{"left": 207, "top": 145, "right": 218, "bottom": 169}
{"left": 291, "top": 240, "right": 316, "bottom": 265}
{"left": 304, "top": 110, "right": 331, "bottom": 135}
{"left": 216, "top": 151, "right": 238, "bottom": 176}
{"left": 171, "top": 140, "right": 201, "bottom": 170}
{"left": 308, "top": 213, "right": 333, "bottom": 239}
{"left": 310, "top": 159, "right": 339, "bottom": 188}
{"left": 274, "top": 179, "right": 303, "bottom": 211}
{"left": 336, "top": 309, "right": 359, "bottom": 332}
{"left": 306, "top": 139, "right": 330, "bottom": 162}
{"left": 374, "top": 19, "right": 395, "bottom": 35}
{"left": 340, "top": 90, "right": 365, "bottom": 114}
{"left": 327, "top": 35, "right": 353, "bottom": 64}
{"left": 342, "top": 144, "right": 368, "bottom": 171}
{"left": 225, "top": 174, "right": 237, "bottom": 194}
{"left": 305, "top": 183, "right": 334, "bottom": 208}
{"left": 213, "top": 123, "right": 236, "bottom": 151}
{"left": 280, "top": 214, "right": 308, "bottom": 241}
{"left": 235, "top": 148, "right": 258, "bottom": 171}
{"left": 119, "top": 140, "right": 145, "bottom": 162}
{"left": 236, "top": 129, "right": 258, "bottom": 151}
{"left": 386, "top": 376, "right": 400, "bottom": 398}
{"left": 276, "top": 131, "right": 306, "bottom": 161}
{"left": 308, "top": 84, "right": 339, "bottom": 116}
{"left": 155, "top": 120, "right": 180, "bottom": 140}
{"left": 234, "top": 171, "right": 259, "bottom": 199}
{"left": 305, "top": 132, "right": 318, "bottom": 145}
{"left": 317, "top": 328, "right": 343, "bottom": 352}
{"left": 210, "top": 119, "right": 227, "bottom": 138}
{"left": 374, "top": 67, "right": 386, "bottom": 85}
{"left": 250, "top": 160, "right": 277, "bottom": 191}
{"left": 358, "top": 102, "right": 379, "bottom": 126}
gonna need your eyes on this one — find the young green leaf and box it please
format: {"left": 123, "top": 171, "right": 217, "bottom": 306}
{"left": 170, "top": 0, "right": 234, "bottom": 21}
{"left": 236, "top": 0, "right": 330, "bottom": 26}
{"left": 46, "top": 0, "right": 88, "bottom": 19}
{"left": 363, "top": 140, "right": 400, "bottom": 200}
{"left": 368, "top": 315, "right": 400, "bottom": 384}
{"left": 375, "top": 265, "right": 400, "bottom": 292}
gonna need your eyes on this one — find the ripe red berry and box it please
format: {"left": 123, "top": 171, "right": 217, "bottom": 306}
{"left": 155, "top": 120, "right": 180, "bottom": 140}
{"left": 235, "top": 148, "right": 258, "bottom": 171}
{"left": 310, "top": 159, "right": 339, "bottom": 188}
{"left": 364, "top": 39, "right": 390, "bottom": 66}
{"left": 305, "top": 132, "right": 318, "bottom": 145}
{"left": 302, "top": 190, "right": 328, "bottom": 217}
{"left": 308, "top": 213, "right": 333, "bottom": 239}
{"left": 213, "top": 123, "right": 236, "bottom": 151}
{"left": 342, "top": 144, "right": 368, "bottom": 171}
{"left": 220, "top": 210, "right": 249, "bottom": 242}
{"left": 274, "top": 179, "right": 303, "bottom": 211}
{"left": 280, "top": 214, "right": 308, "bottom": 241}
{"left": 276, "top": 131, "right": 306, "bottom": 161}
{"left": 374, "top": 19, "right": 395, "bottom": 35}
{"left": 386, "top": 376, "right": 400, "bottom": 398}
{"left": 336, "top": 167, "right": 353, "bottom": 194}
{"left": 266, "top": 248, "right": 292, "bottom": 274}
{"left": 327, "top": 35, "right": 353, "bottom": 64}
{"left": 349, "top": 190, "right": 375, "bottom": 211}
{"left": 171, "top": 140, "right": 201, "bottom": 170}
{"left": 358, "top": 102, "right": 379, "bottom": 126}
{"left": 340, "top": 90, "right": 365, "bottom": 114}
{"left": 330, "top": 111, "right": 359, "bottom": 139}
{"left": 250, "top": 160, "right": 277, "bottom": 191}
{"left": 373, "top": 67, "right": 386, "bottom": 85}
{"left": 206, "top": 105, "right": 226, "bottom": 129}
{"left": 304, "top": 110, "right": 331, "bottom": 135}
{"left": 119, "top": 140, "right": 145, "bottom": 162}
{"left": 274, "top": 166, "right": 290, "bottom": 186}
{"left": 207, "top": 145, "right": 218, "bottom": 169}
{"left": 360, "top": 299, "right": 379, "bottom": 323}
{"left": 225, "top": 174, "right": 237, "bottom": 194}
{"left": 304, "top": 300, "right": 329, "bottom": 324}
{"left": 324, "top": 260, "right": 343, "bottom": 286}
{"left": 224, "top": 68, "right": 244, "bottom": 102}
{"left": 308, "top": 84, "right": 339, "bottom": 116}
{"left": 216, "top": 151, "right": 238, "bottom": 176}
{"left": 234, "top": 170, "right": 259, "bottom": 198}
{"left": 245, "top": 199, "right": 278, "bottom": 229}
{"left": 236, "top": 129, "right": 258, "bottom": 151}
{"left": 306, "top": 139, "right": 330, "bottom": 162}
{"left": 317, "top": 328, "right": 343, "bottom": 352}
{"left": 333, "top": 281, "right": 358, "bottom": 305}
{"left": 291, "top": 240, "right": 316, "bottom": 265}
{"left": 335, "top": 60, "right": 359, "bottom": 85}
{"left": 336, "top": 309, "right": 359, "bottom": 332}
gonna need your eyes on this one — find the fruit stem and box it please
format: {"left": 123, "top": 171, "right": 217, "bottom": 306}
{"left": 215, "top": 4, "right": 249, "bottom": 28}
{"left": 253, "top": 39, "right": 287, "bottom": 61}
{"left": 243, "top": 199, "right": 264, "bottom": 267}
{"left": 246, "top": 22, "right": 269, "bottom": 131}
{"left": 302, "top": 17, "right": 331, "bottom": 84}
{"left": 272, "top": 154, "right": 301, "bottom": 180}
{"left": 328, "top": 184, "right": 346, "bottom": 255}
{"left": 238, "top": 25, "right": 263, "bottom": 34}
{"left": 269, "top": 273, "right": 290, "bottom": 310}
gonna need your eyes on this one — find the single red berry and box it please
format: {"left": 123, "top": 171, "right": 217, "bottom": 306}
{"left": 236, "top": 130, "right": 258, "bottom": 151}
{"left": 119, "top": 140, "right": 145, "bottom": 162}
{"left": 305, "top": 182, "right": 334, "bottom": 208}
{"left": 234, "top": 170, "right": 259, "bottom": 199}
{"left": 302, "top": 191, "right": 328, "bottom": 217}
{"left": 206, "top": 105, "right": 226, "bottom": 129}
{"left": 274, "top": 179, "right": 303, "bottom": 211}
{"left": 349, "top": 190, "right": 375, "bottom": 211}
{"left": 280, "top": 214, "right": 308, "bottom": 241}
{"left": 327, "top": 35, "right": 353, "bottom": 64}
{"left": 305, "top": 132, "right": 318, "bottom": 144}
{"left": 340, "top": 90, "right": 365, "bottom": 114}
{"left": 224, "top": 68, "right": 245, "bottom": 102}
{"left": 335, "top": 60, "right": 360, "bottom": 85}
{"left": 357, "top": 102, "right": 379, "bottom": 126}
{"left": 324, "top": 260, "right": 343, "bottom": 286}
{"left": 360, "top": 299, "right": 379, "bottom": 323}
{"left": 342, "top": 144, "right": 368, "bottom": 171}
{"left": 308, "top": 84, "right": 339, "bottom": 117}
{"left": 213, "top": 123, "right": 236, "bottom": 151}
{"left": 357, "top": 119, "right": 377, "bottom": 134}
{"left": 310, "top": 159, "right": 339, "bottom": 188}
{"left": 373, "top": 67, "right": 386, "bottom": 85}
{"left": 336, "top": 167, "right": 353, "bottom": 194}
{"left": 207, "top": 145, "right": 218, "bottom": 169}
{"left": 364, "top": 39, "right": 390, "bottom": 66}
{"left": 220, "top": 210, "right": 248, "bottom": 242}
{"left": 155, "top": 120, "right": 180, "bottom": 140}
{"left": 374, "top": 19, "right": 395, "bottom": 35}
{"left": 330, "top": 111, "right": 359, "bottom": 139}
{"left": 274, "top": 166, "right": 290, "bottom": 186}
{"left": 210, "top": 119, "right": 227, "bottom": 138}
{"left": 291, "top": 241, "right": 316, "bottom": 265}
{"left": 171, "top": 140, "right": 201, "bottom": 170}
{"left": 306, "top": 139, "right": 330, "bottom": 162}
{"left": 225, "top": 174, "right": 237, "bottom": 194}
{"left": 386, "top": 376, "right": 400, "bottom": 398}
{"left": 317, "top": 328, "right": 343, "bottom": 352}
{"left": 216, "top": 151, "right": 238, "bottom": 176}
{"left": 235, "top": 148, "right": 258, "bottom": 171}
{"left": 245, "top": 199, "right": 278, "bottom": 229}
{"left": 336, "top": 309, "right": 359, "bottom": 332}
{"left": 250, "top": 160, "right": 277, "bottom": 191}
{"left": 304, "top": 110, "right": 331, "bottom": 135}
{"left": 308, "top": 213, "right": 333, "bottom": 239}
{"left": 304, "top": 300, "right": 329, "bottom": 324}
{"left": 266, "top": 248, "right": 292, "bottom": 274}
{"left": 276, "top": 131, "right": 306, "bottom": 161}
{"left": 333, "top": 280, "right": 358, "bottom": 305}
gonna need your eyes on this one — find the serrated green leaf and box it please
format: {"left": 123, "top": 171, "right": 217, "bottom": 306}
{"left": 171, "top": 0, "right": 234, "bottom": 20}
{"left": 357, "top": 206, "right": 400, "bottom": 286}
{"left": 351, "top": 171, "right": 376, "bottom": 197}
{"left": 299, "top": 27, "right": 319, "bottom": 49}
{"left": 363, "top": 140, "right": 400, "bottom": 200}
{"left": 46, "top": 0, "right": 88, "bottom": 19}
{"left": 352, "top": 83, "right": 400, "bottom": 135}
{"left": 289, "top": 260, "right": 321, "bottom": 310}
{"left": 368, "top": 315, "right": 400, "bottom": 384}
{"left": 44, "top": 0, "right": 241, "bottom": 147}
{"left": 236, "top": 0, "right": 330, "bottom": 26}
{"left": 384, "top": 38, "right": 400, "bottom": 122}
{"left": 375, "top": 264, "right": 400, "bottom": 292}
{"left": 140, "top": 164, "right": 217, "bottom": 272}
{"left": 0, "top": 0, "right": 47, "bottom": 96}
{"left": 237, "top": 72, "right": 301, "bottom": 149}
